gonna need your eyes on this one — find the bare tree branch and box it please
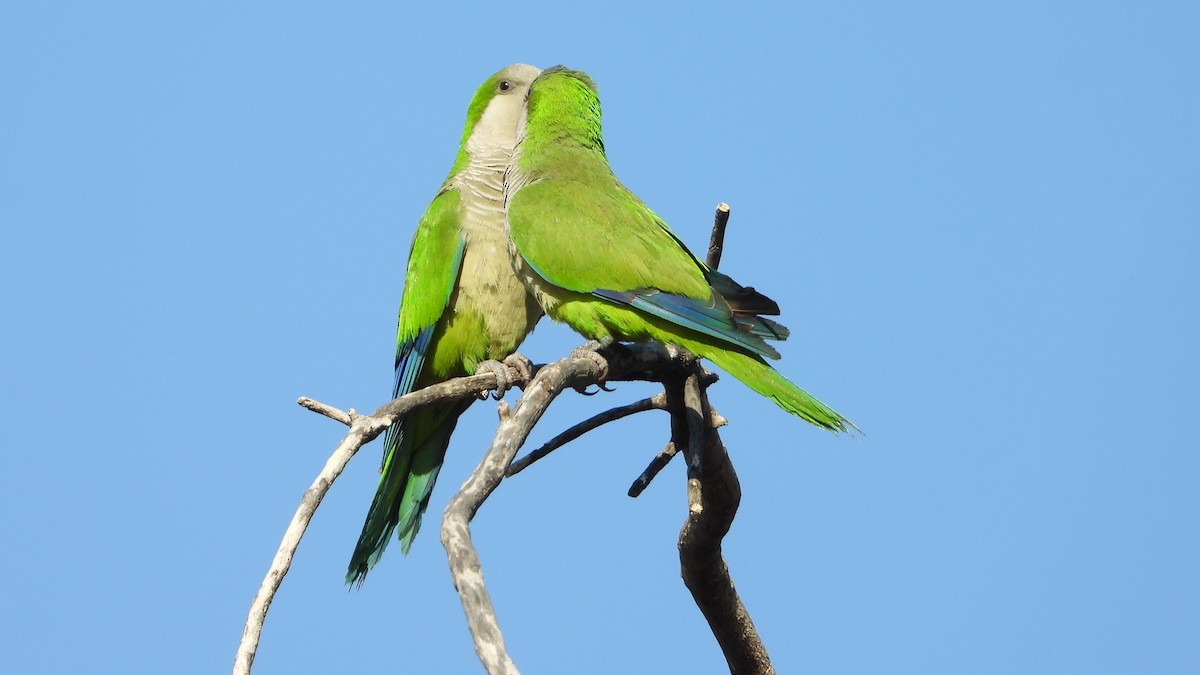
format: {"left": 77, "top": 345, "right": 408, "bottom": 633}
{"left": 438, "top": 342, "right": 707, "bottom": 673}
{"left": 297, "top": 396, "right": 354, "bottom": 425}
{"left": 234, "top": 405, "right": 367, "bottom": 675}
{"left": 682, "top": 370, "right": 708, "bottom": 515}
{"left": 441, "top": 348, "right": 608, "bottom": 675}
{"left": 234, "top": 370, "right": 518, "bottom": 675}
{"left": 244, "top": 197, "right": 781, "bottom": 673}
{"left": 677, "top": 363, "right": 775, "bottom": 675}
{"left": 656, "top": 202, "right": 776, "bottom": 673}
{"left": 706, "top": 202, "right": 731, "bottom": 269}
{"left": 628, "top": 442, "right": 682, "bottom": 498}
{"left": 625, "top": 380, "right": 726, "bottom": 499}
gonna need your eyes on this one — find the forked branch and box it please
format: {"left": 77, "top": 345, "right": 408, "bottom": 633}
{"left": 240, "top": 204, "right": 774, "bottom": 675}
{"left": 234, "top": 371, "right": 520, "bottom": 675}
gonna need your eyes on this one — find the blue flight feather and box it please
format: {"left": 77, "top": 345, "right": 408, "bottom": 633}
{"left": 592, "top": 288, "right": 781, "bottom": 359}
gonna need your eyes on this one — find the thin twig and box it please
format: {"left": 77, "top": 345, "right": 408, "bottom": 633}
{"left": 628, "top": 442, "right": 681, "bottom": 498}
{"left": 625, "top": 386, "right": 725, "bottom": 498}
{"left": 234, "top": 407, "right": 371, "bottom": 675}
{"left": 706, "top": 202, "right": 731, "bottom": 269}
{"left": 507, "top": 393, "right": 668, "bottom": 476}
{"left": 297, "top": 396, "right": 354, "bottom": 425}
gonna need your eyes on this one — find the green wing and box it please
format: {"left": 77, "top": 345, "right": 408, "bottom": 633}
{"left": 395, "top": 187, "right": 466, "bottom": 351}
{"left": 509, "top": 150, "right": 711, "bottom": 298}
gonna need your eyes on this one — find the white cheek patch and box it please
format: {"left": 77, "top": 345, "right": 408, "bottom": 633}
{"left": 468, "top": 94, "right": 525, "bottom": 155}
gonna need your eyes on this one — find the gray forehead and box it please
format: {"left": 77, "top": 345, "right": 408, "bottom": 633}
{"left": 497, "top": 63, "right": 542, "bottom": 85}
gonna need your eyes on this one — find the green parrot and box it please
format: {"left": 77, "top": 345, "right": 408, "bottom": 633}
{"left": 347, "top": 64, "right": 544, "bottom": 586}
{"left": 504, "top": 67, "right": 852, "bottom": 432}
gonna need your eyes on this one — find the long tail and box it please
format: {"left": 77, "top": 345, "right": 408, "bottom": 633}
{"left": 346, "top": 400, "right": 470, "bottom": 586}
{"left": 699, "top": 346, "right": 856, "bottom": 433}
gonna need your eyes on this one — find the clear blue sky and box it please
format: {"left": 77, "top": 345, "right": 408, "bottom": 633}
{"left": 2, "top": 2, "right": 1197, "bottom": 673}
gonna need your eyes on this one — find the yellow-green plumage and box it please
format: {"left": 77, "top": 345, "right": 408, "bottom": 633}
{"left": 505, "top": 66, "right": 853, "bottom": 432}
{"left": 347, "top": 64, "right": 543, "bottom": 586}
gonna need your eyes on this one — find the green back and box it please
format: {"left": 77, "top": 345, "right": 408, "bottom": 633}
{"left": 509, "top": 68, "right": 711, "bottom": 300}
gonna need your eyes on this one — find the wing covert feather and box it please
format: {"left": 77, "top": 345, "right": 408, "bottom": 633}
{"left": 508, "top": 154, "right": 709, "bottom": 300}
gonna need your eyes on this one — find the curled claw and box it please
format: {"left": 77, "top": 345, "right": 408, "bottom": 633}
{"left": 474, "top": 359, "right": 512, "bottom": 400}
{"left": 574, "top": 381, "right": 617, "bottom": 396}
{"left": 501, "top": 353, "right": 534, "bottom": 389}
{"left": 569, "top": 341, "right": 610, "bottom": 394}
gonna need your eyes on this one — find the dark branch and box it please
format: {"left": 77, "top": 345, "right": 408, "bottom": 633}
{"left": 628, "top": 441, "right": 681, "bottom": 498}
{"left": 682, "top": 371, "right": 707, "bottom": 515}
{"left": 507, "top": 393, "right": 668, "bottom": 476}
{"left": 675, "top": 359, "right": 775, "bottom": 674}
{"left": 706, "top": 202, "right": 731, "bottom": 269}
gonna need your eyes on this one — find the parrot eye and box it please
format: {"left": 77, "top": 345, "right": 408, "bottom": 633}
{"left": 499, "top": 80, "right": 512, "bottom": 92}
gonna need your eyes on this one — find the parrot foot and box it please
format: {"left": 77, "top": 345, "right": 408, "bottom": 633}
{"left": 501, "top": 353, "right": 534, "bottom": 388}
{"left": 476, "top": 353, "right": 534, "bottom": 400}
{"left": 570, "top": 341, "right": 611, "bottom": 394}
{"left": 475, "top": 361, "right": 511, "bottom": 400}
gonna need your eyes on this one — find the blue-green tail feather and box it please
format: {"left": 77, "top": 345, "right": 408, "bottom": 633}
{"left": 345, "top": 400, "right": 469, "bottom": 586}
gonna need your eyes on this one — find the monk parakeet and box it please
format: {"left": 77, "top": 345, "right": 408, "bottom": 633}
{"left": 347, "top": 64, "right": 544, "bottom": 585}
{"left": 504, "top": 67, "right": 852, "bottom": 432}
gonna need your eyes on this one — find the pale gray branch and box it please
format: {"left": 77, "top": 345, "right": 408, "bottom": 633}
{"left": 441, "top": 351, "right": 605, "bottom": 675}
{"left": 234, "top": 411, "right": 368, "bottom": 675}
{"left": 297, "top": 396, "right": 354, "bottom": 425}
{"left": 234, "top": 369, "right": 516, "bottom": 675}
